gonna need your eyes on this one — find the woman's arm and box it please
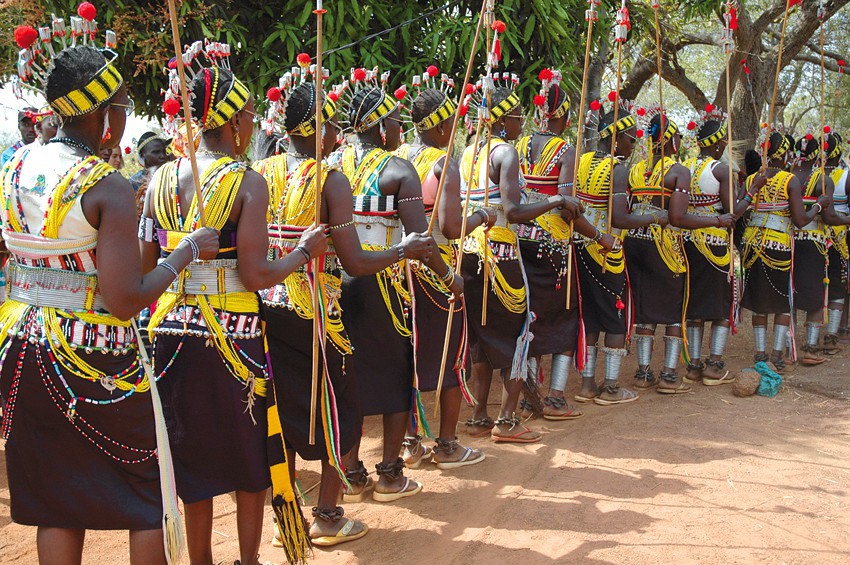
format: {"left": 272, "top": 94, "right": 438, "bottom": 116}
{"left": 493, "top": 145, "right": 569, "bottom": 224}
{"left": 668, "top": 165, "right": 733, "bottom": 229}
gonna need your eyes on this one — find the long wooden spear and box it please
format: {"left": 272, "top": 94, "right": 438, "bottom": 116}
{"left": 605, "top": 1, "right": 630, "bottom": 242}
{"left": 724, "top": 1, "right": 736, "bottom": 281}
{"left": 166, "top": 0, "right": 206, "bottom": 226}
{"left": 567, "top": 0, "right": 600, "bottom": 308}
{"left": 308, "top": 0, "right": 326, "bottom": 445}
{"left": 760, "top": 0, "right": 794, "bottom": 169}
{"left": 481, "top": 15, "right": 494, "bottom": 326}
{"left": 651, "top": 0, "right": 667, "bottom": 210}
{"left": 429, "top": 0, "right": 490, "bottom": 413}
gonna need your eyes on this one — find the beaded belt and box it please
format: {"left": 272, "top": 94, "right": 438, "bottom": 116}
{"left": 682, "top": 229, "right": 728, "bottom": 246}
{"left": 580, "top": 207, "right": 625, "bottom": 239}
{"left": 354, "top": 214, "right": 402, "bottom": 248}
{"left": 6, "top": 262, "right": 106, "bottom": 312}
{"left": 525, "top": 190, "right": 563, "bottom": 217}
{"left": 748, "top": 212, "right": 792, "bottom": 234}
{"left": 166, "top": 259, "right": 247, "bottom": 296}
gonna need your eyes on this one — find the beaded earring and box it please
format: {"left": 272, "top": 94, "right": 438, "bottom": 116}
{"left": 380, "top": 120, "right": 387, "bottom": 147}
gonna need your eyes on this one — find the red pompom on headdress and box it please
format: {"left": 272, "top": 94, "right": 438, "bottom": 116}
{"left": 459, "top": 104, "right": 469, "bottom": 117}
{"left": 124, "top": 146, "right": 131, "bottom": 154}
{"left": 14, "top": 26, "right": 39, "bottom": 49}
{"left": 636, "top": 107, "right": 647, "bottom": 117}
{"left": 328, "top": 90, "right": 340, "bottom": 102}
{"left": 167, "top": 57, "right": 178, "bottom": 70}
{"left": 687, "top": 121, "right": 697, "bottom": 131}
{"left": 426, "top": 65, "right": 438, "bottom": 78}
{"left": 806, "top": 133, "right": 814, "bottom": 141}
{"left": 533, "top": 94, "right": 546, "bottom": 107}
{"left": 789, "top": 0, "right": 802, "bottom": 6}
{"left": 353, "top": 68, "right": 367, "bottom": 82}
{"left": 266, "top": 87, "right": 282, "bottom": 102}
{"left": 824, "top": 125, "right": 832, "bottom": 134}
{"left": 394, "top": 86, "right": 407, "bottom": 100}
{"left": 705, "top": 103, "right": 715, "bottom": 113}
{"left": 539, "top": 68, "right": 554, "bottom": 82}
{"left": 492, "top": 20, "right": 506, "bottom": 33}
{"left": 163, "top": 98, "right": 181, "bottom": 116}
{"left": 77, "top": 2, "right": 97, "bottom": 21}
{"left": 608, "top": 90, "right": 617, "bottom": 102}
{"left": 636, "top": 129, "right": 645, "bottom": 139}
{"left": 589, "top": 100, "right": 601, "bottom": 112}
{"left": 465, "top": 83, "right": 475, "bottom": 95}
{"left": 297, "top": 53, "right": 311, "bottom": 68}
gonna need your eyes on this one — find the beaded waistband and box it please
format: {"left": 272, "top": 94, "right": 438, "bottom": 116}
{"left": 6, "top": 262, "right": 105, "bottom": 312}
{"left": 748, "top": 212, "right": 793, "bottom": 234}
{"left": 166, "top": 259, "right": 247, "bottom": 296}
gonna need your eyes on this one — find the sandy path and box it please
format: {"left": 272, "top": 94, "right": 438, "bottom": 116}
{"left": 2, "top": 329, "right": 849, "bottom": 564}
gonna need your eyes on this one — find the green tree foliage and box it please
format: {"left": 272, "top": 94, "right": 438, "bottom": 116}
{"left": 1, "top": 0, "right": 594, "bottom": 118}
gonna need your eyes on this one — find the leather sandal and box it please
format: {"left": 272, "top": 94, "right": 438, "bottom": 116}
{"left": 401, "top": 435, "right": 433, "bottom": 469}
{"left": 683, "top": 361, "right": 704, "bottom": 384}
{"left": 372, "top": 458, "right": 422, "bottom": 503}
{"left": 433, "top": 437, "right": 485, "bottom": 470}
{"left": 542, "top": 396, "right": 584, "bottom": 420}
{"left": 633, "top": 368, "right": 659, "bottom": 390}
{"left": 491, "top": 416, "right": 542, "bottom": 443}
{"left": 702, "top": 359, "right": 735, "bottom": 386}
{"left": 656, "top": 371, "right": 692, "bottom": 394}
{"left": 465, "top": 416, "right": 495, "bottom": 438}
{"left": 340, "top": 461, "right": 373, "bottom": 503}
{"left": 594, "top": 384, "right": 639, "bottom": 405}
{"left": 310, "top": 506, "right": 368, "bottom": 547}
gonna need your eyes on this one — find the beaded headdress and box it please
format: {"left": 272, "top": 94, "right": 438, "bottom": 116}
{"left": 460, "top": 71, "right": 520, "bottom": 135}
{"left": 260, "top": 53, "right": 339, "bottom": 138}
{"left": 531, "top": 68, "right": 570, "bottom": 131}
{"left": 757, "top": 123, "right": 794, "bottom": 161}
{"left": 824, "top": 128, "right": 843, "bottom": 160}
{"left": 335, "top": 66, "right": 399, "bottom": 135}
{"left": 684, "top": 104, "right": 728, "bottom": 150}
{"left": 13, "top": 2, "right": 121, "bottom": 119}
{"left": 582, "top": 93, "right": 638, "bottom": 150}
{"left": 795, "top": 125, "right": 822, "bottom": 162}
{"left": 394, "top": 65, "right": 457, "bottom": 133}
{"left": 161, "top": 39, "right": 249, "bottom": 135}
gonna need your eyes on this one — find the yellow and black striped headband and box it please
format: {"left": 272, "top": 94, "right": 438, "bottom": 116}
{"left": 768, "top": 133, "right": 791, "bottom": 159}
{"left": 50, "top": 50, "right": 123, "bottom": 118}
{"left": 600, "top": 115, "right": 636, "bottom": 140}
{"left": 415, "top": 93, "right": 456, "bottom": 132}
{"left": 290, "top": 97, "right": 337, "bottom": 137}
{"left": 354, "top": 90, "right": 398, "bottom": 133}
{"left": 698, "top": 121, "right": 727, "bottom": 147}
{"left": 827, "top": 133, "right": 843, "bottom": 159}
{"left": 491, "top": 91, "right": 520, "bottom": 121}
{"left": 661, "top": 120, "right": 678, "bottom": 141}
{"left": 550, "top": 97, "right": 570, "bottom": 120}
{"left": 203, "top": 67, "right": 251, "bottom": 131}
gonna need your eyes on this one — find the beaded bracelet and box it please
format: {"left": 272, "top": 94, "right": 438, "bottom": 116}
{"left": 440, "top": 265, "right": 455, "bottom": 285}
{"left": 397, "top": 196, "right": 423, "bottom": 204}
{"left": 295, "top": 245, "right": 311, "bottom": 264}
{"left": 591, "top": 227, "right": 603, "bottom": 243}
{"left": 330, "top": 220, "right": 354, "bottom": 231}
{"left": 393, "top": 244, "right": 405, "bottom": 262}
{"left": 558, "top": 182, "right": 574, "bottom": 189}
{"left": 182, "top": 236, "right": 200, "bottom": 262}
{"left": 474, "top": 209, "right": 489, "bottom": 226}
{"left": 159, "top": 261, "right": 180, "bottom": 280}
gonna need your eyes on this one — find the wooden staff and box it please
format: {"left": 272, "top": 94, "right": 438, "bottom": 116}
{"left": 430, "top": 0, "right": 490, "bottom": 412}
{"left": 308, "top": 0, "right": 326, "bottom": 445}
{"left": 760, "top": 0, "right": 793, "bottom": 168}
{"left": 166, "top": 0, "right": 206, "bottom": 226}
{"left": 818, "top": 0, "right": 827, "bottom": 196}
{"left": 567, "top": 0, "right": 599, "bottom": 307}
{"left": 481, "top": 20, "right": 493, "bottom": 327}
{"left": 605, "top": 0, "right": 630, "bottom": 262}
{"left": 652, "top": 0, "right": 666, "bottom": 210}
{"left": 724, "top": 2, "right": 735, "bottom": 280}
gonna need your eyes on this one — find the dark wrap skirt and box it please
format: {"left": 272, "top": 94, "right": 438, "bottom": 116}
{"left": 684, "top": 240, "right": 733, "bottom": 321}
{"left": 827, "top": 245, "right": 848, "bottom": 302}
{"left": 340, "top": 273, "right": 414, "bottom": 416}
{"left": 792, "top": 239, "right": 828, "bottom": 313}
{"left": 264, "top": 306, "right": 359, "bottom": 460}
{"left": 460, "top": 248, "right": 527, "bottom": 370}
{"left": 575, "top": 243, "right": 629, "bottom": 335}
{"left": 741, "top": 248, "right": 792, "bottom": 314}
{"left": 154, "top": 323, "right": 271, "bottom": 504}
{"left": 624, "top": 236, "right": 686, "bottom": 325}
{"left": 518, "top": 236, "right": 579, "bottom": 356}
{"left": 1, "top": 340, "right": 162, "bottom": 529}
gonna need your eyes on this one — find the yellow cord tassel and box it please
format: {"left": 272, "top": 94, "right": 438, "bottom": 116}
{"left": 465, "top": 226, "right": 526, "bottom": 313}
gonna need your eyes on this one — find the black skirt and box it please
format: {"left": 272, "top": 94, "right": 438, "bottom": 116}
{"left": 518, "top": 238, "right": 578, "bottom": 356}
{"left": 575, "top": 244, "right": 628, "bottom": 335}
{"left": 460, "top": 250, "right": 527, "bottom": 370}
{"left": 410, "top": 271, "right": 465, "bottom": 392}
{"left": 624, "top": 236, "right": 685, "bottom": 325}
{"left": 155, "top": 330, "right": 271, "bottom": 504}
{"left": 340, "top": 273, "right": 413, "bottom": 416}
{"left": 793, "top": 239, "right": 827, "bottom": 313}
{"left": 2, "top": 339, "right": 162, "bottom": 530}
{"left": 741, "top": 248, "right": 792, "bottom": 314}
{"left": 684, "top": 240, "right": 733, "bottom": 321}
{"left": 827, "top": 245, "right": 848, "bottom": 302}
{"left": 264, "top": 306, "right": 360, "bottom": 461}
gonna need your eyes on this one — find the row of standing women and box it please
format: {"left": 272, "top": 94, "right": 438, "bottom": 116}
{"left": 3, "top": 13, "right": 849, "bottom": 564}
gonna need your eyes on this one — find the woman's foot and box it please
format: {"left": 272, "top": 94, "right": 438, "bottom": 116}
{"left": 821, "top": 334, "right": 843, "bottom": 354}
{"left": 768, "top": 352, "right": 789, "bottom": 373}
{"left": 656, "top": 372, "right": 692, "bottom": 394}
{"left": 340, "top": 460, "right": 373, "bottom": 503}
{"left": 519, "top": 398, "right": 539, "bottom": 420}
{"left": 372, "top": 458, "right": 422, "bottom": 503}
{"left": 492, "top": 416, "right": 542, "bottom": 443}
{"left": 574, "top": 379, "right": 599, "bottom": 403}
{"left": 633, "top": 368, "right": 658, "bottom": 390}
{"left": 542, "top": 396, "right": 583, "bottom": 420}
{"left": 465, "top": 416, "right": 495, "bottom": 438}
{"left": 433, "top": 437, "right": 485, "bottom": 469}
{"left": 800, "top": 345, "right": 827, "bottom": 366}
{"left": 401, "top": 435, "right": 433, "bottom": 469}
{"left": 702, "top": 359, "right": 735, "bottom": 386}
{"left": 594, "top": 384, "right": 639, "bottom": 405}
{"left": 309, "top": 506, "right": 368, "bottom": 547}
{"left": 683, "top": 361, "right": 704, "bottom": 384}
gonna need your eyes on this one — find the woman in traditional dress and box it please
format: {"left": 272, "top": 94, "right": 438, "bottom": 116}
{"left": 395, "top": 78, "right": 493, "bottom": 468}
{"left": 332, "top": 78, "right": 461, "bottom": 502}
{"left": 517, "top": 73, "right": 616, "bottom": 419}
{"left": 681, "top": 110, "right": 738, "bottom": 385}
{"left": 573, "top": 104, "right": 648, "bottom": 405}
{"left": 141, "top": 60, "right": 327, "bottom": 563}
{"left": 0, "top": 36, "right": 217, "bottom": 563}
{"left": 824, "top": 132, "right": 850, "bottom": 343}
{"left": 740, "top": 132, "right": 826, "bottom": 370}
{"left": 626, "top": 111, "right": 734, "bottom": 394}
{"left": 460, "top": 83, "right": 582, "bottom": 443}
{"left": 254, "top": 79, "right": 433, "bottom": 544}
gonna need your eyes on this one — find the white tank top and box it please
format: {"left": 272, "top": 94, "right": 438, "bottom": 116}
{"left": 835, "top": 169, "right": 849, "bottom": 215}
{"left": 12, "top": 143, "right": 97, "bottom": 240}
{"left": 697, "top": 160, "right": 721, "bottom": 196}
